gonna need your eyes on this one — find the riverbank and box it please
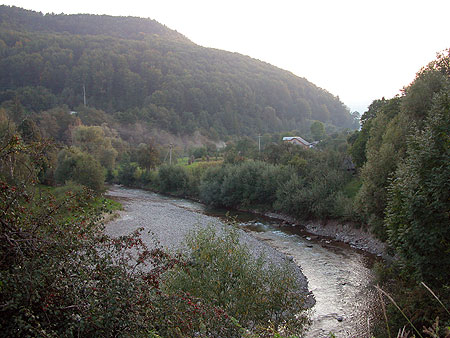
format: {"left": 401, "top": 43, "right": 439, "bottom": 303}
{"left": 121, "top": 183, "right": 387, "bottom": 258}
{"left": 105, "top": 186, "right": 315, "bottom": 308}
{"left": 262, "top": 212, "right": 386, "bottom": 257}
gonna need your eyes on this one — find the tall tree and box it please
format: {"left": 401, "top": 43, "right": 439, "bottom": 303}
{"left": 385, "top": 91, "right": 450, "bottom": 286}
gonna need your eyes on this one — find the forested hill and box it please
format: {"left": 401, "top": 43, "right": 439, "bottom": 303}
{"left": 0, "top": 5, "right": 189, "bottom": 42}
{"left": 0, "top": 6, "right": 357, "bottom": 140}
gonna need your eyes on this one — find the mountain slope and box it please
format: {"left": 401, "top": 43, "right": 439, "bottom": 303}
{"left": 0, "top": 6, "right": 357, "bottom": 139}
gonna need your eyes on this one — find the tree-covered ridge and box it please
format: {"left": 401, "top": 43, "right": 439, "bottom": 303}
{"left": 0, "top": 5, "right": 189, "bottom": 42}
{"left": 0, "top": 6, "right": 357, "bottom": 140}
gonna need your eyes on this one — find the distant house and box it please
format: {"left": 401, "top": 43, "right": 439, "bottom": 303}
{"left": 282, "top": 136, "right": 311, "bottom": 149}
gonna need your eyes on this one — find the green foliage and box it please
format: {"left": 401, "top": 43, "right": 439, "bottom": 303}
{"left": 71, "top": 125, "right": 119, "bottom": 170}
{"left": 191, "top": 146, "right": 208, "bottom": 159}
{"left": 355, "top": 50, "right": 450, "bottom": 238}
{"left": 274, "top": 167, "right": 349, "bottom": 220}
{"left": 152, "top": 141, "right": 355, "bottom": 221}
{"left": 215, "top": 161, "right": 290, "bottom": 208}
{"left": 373, "top": 264, "right": 450, "bottom": 338}
{"left": 342, "top": 176, "right": 362, "bottom": 198}
{"left": 0, "top": 5, "right": 356, "bottom": 139}
{"left": 385, "top": 91, "right": 450, "bottom": 286}
{"left": 0, "top": 116, "right": 54, "bottom": 186}
{"left": 162, "top": 224, "right": 310, "bottom": 336}
{"left": 55, "top": 147, "right": 105, "bottom": 193}
{"left": 0, "top": 133, "right": 265, "bottom": 337}
{"left": 35, "top": 106, "right": 80, "bottom": 143}
{"left": 348, "top": 128, "right": 369, "bottom": 168}
{"left": 310, "top": 120, "right": 325, "bottom": 141}
{"left": 135, "top": 142, "right": 160, "bottom": 170}
{"left": 348, "top": 50, "right": 450, "bottom": 338}
{"left": 0, "top": 182, "right": 244, "bottom": 337}
{"left": 157, "top": 164, "right": 189, "bottom": 195}
{"left": 116, "top": 161, "right": 141, "bottom": 187}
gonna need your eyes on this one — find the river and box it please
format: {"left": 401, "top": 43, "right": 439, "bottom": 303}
{"left": 106, "top": 186, "right": 378, "bottom": 338}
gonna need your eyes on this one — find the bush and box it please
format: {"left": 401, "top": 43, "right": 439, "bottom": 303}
{"left": 199, "top": 165, "right": 228, "bottom": 206}
{"left": 116, "top": 161, "right": 140, "bottom": 186}
{"left": 157, "top": 164, "right": 189, "bottom": 194}
{"left": 274, "top": 167, "right": 349, "bottom": 219}
{"left": 55, "top": 147, "right": 105, "bottom": 193}
{"left": 161, "top": 224, "right": 310, "bottom": 336}
{"left": 199, "top": 161, "right": 290, "bottom": 209}
{"left": 0, "top": 182, "right": 245, "bottom": 337}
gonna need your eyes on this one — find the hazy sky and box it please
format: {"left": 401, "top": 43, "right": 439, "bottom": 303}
{"left": 2, "top": 0, "right": 449, "bottom": 113}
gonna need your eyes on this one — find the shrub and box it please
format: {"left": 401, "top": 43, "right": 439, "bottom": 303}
{"left": 161, "top": 224, "right": 310, "bottom": 336}
{"left": 116, "top": 161, "right": 140, "bottom": 186}
{"left": 274, "top": 166, "right": 350, "bottom": 220}
{"left": 199, "top": 165, "right": 228, "bottom": 206}
{"left": 0, "top": 182, "right": 243, "bottom": 337}
{"left": 199, "top": 161, "right": 290, "bottom": 209}
{"left": 157, "top": 164, "right": 189, "bottom": 194}
{"left": 55, "top": 147, "right": 105, "bottom": 193}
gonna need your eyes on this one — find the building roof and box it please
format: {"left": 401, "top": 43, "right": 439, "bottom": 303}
{"left": 282, "top": 136, "right": 310, "bottom": 146}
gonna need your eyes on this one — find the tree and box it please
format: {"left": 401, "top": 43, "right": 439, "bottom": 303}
{"left": 310, "top": 121, "right": 325, "bottom": 141}
{"left": 55, "top": 147, "right": 105, "bottom": 193}
{"left": 0, "top": 5, "right": 357, "bottom": 141}
{"left": 17, "top": 119, "right": 41, "bottom": 143}
{"left": 136, "top": 142, "right": 160, "bottom": 169}
{"left": 71, "top": 125, "right": 118, "bottom": 170}
{"left": 385, "top": 91, "right": 450, "bottom": 286}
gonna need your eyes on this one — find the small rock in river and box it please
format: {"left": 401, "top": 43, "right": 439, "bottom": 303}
{"left": 336, "top": 316, "right": 344, "bottom": 322}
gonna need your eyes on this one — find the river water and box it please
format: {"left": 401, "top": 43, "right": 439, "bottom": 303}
{"left": 107, "top": 187, "right": 378, "bottom": 338}
{"left": 203, "top": 209, "right": 378, "bottom": 338}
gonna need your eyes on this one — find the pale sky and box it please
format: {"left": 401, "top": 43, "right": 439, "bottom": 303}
{"left": 2, "top": 0, "right": 449, "bottom": 113}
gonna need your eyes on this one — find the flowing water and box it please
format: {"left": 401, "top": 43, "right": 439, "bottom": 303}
{"left": 108, "top": 187, "right": 378, "bottom": 338}
{"left": 203, "top": 209, "right": 379, "bottom": 338}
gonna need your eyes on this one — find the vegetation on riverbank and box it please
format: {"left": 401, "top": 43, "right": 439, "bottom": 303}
{"left": 0, "top": 111, "right": 310, "bottom": 337}
{"left": 352, "top": 50, "right": 450, "bottom": 337}
{"left": 120, "top": 50, "right": 450, "bottom": 337}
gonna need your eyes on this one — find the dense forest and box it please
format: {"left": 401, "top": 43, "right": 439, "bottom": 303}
{"left": 0, "top": 5, "right": 358, "bottom": 143}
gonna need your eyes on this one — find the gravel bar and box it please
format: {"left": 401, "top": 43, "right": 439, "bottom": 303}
{"left": 105, "top": 186, "right": 314, "bottom": 306}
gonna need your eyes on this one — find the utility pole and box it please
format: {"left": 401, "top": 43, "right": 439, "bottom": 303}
{"left": 258, "top": 135, "right": 261, "bottom": 153}
{"left": 169, "top": 143, "right": 173, "bottom": 165}
{"left": 83, "top": 84, "right": 86, "bottom": 107}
